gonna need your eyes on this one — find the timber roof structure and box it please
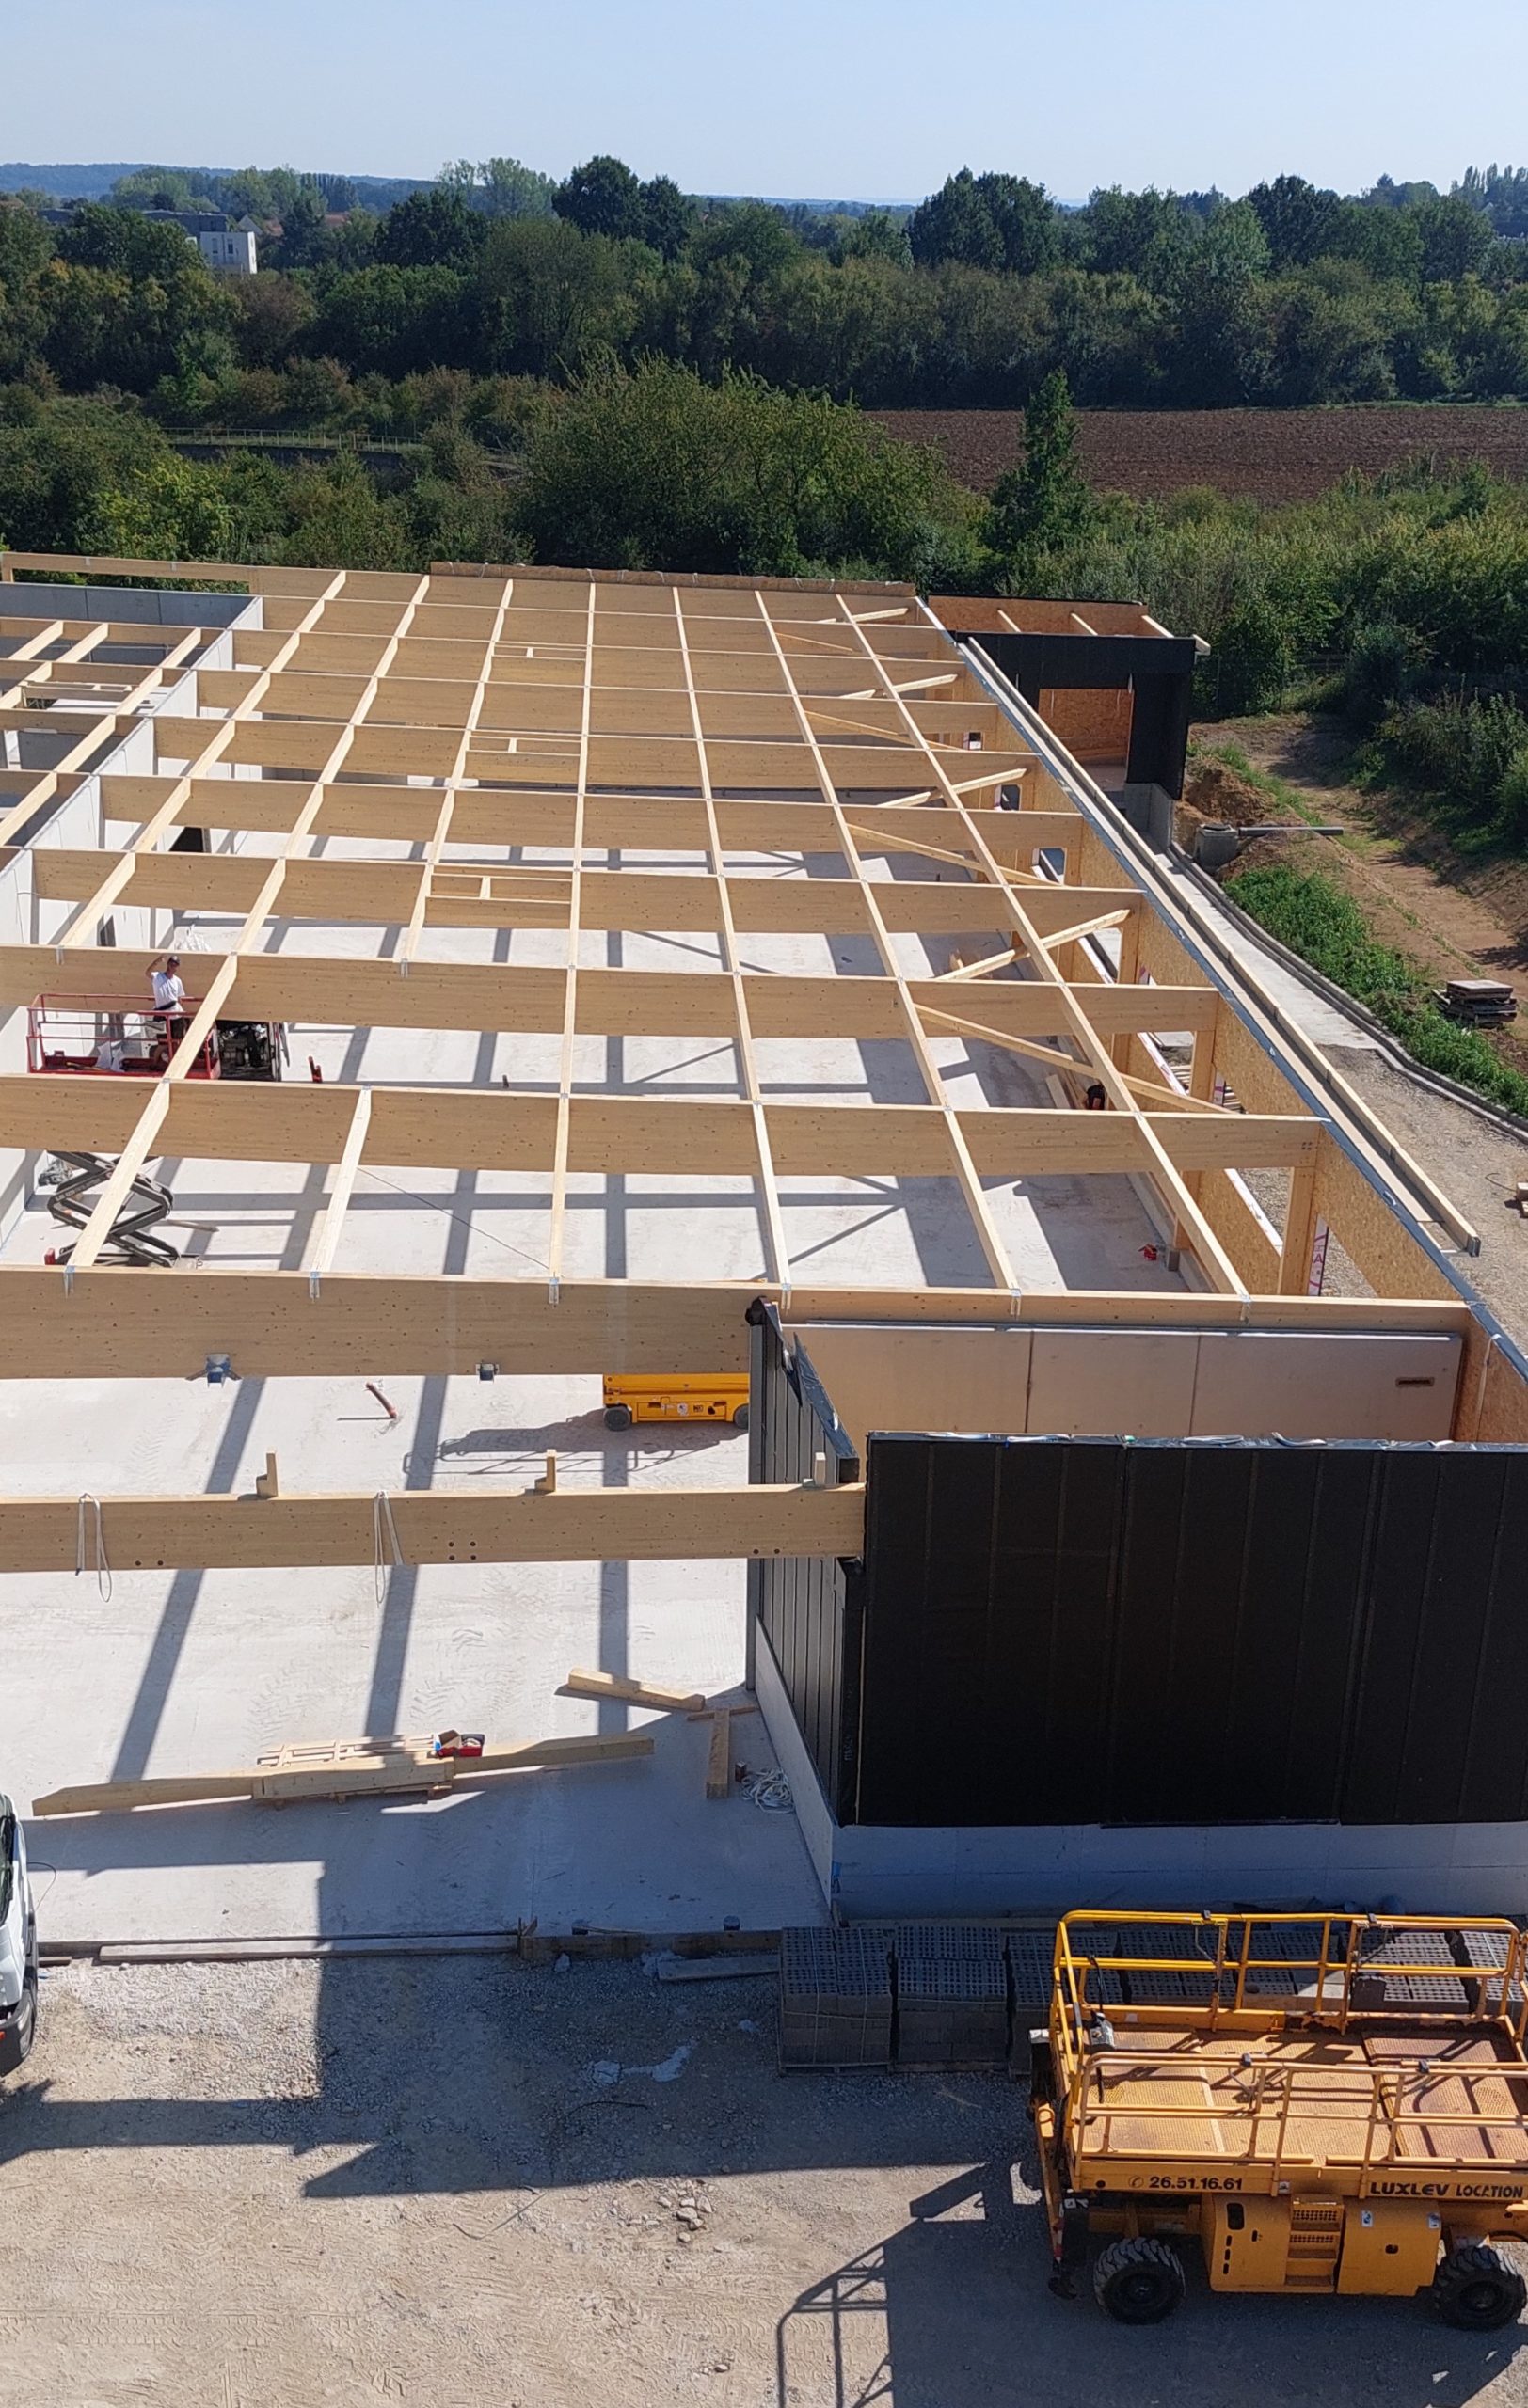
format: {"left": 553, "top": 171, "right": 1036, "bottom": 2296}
{"left": 0, "top": 549, "right": 1522, "bottom": 1451}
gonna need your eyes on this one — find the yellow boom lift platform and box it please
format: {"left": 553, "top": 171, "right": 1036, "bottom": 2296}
{"left": 1031, "top": 1910, "right": 1528, "bottom": 2328}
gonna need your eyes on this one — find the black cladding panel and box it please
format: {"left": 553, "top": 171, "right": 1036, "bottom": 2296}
{"left": 851, "top": 1434, "right": 1528, "bottom": 1830}
{"left": 748, "top": 1307, "right": 861, "bottom": 1817}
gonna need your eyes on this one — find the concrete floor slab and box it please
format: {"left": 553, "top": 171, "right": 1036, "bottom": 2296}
{"left": 1, "top": 1372, "right": 825, "bottom": 1943}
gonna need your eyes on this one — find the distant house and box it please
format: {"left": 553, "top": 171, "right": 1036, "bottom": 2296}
{"left": 40, "top": 203, "right": 259, "bottom": 274}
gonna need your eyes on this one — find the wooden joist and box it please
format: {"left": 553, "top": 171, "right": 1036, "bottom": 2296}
{"left": 561, "top": 1668, "right": 707, "bottom": 1713}
{"left": 0, "top": 1480, "right": 867, "bottom": 1573}
{"left": 32, "top": 1729, "right": 654, "bottom": 1817}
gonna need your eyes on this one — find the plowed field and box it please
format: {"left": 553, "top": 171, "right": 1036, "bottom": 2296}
{"left": 871, "top": 406, "right": 1528, "bottom": 500}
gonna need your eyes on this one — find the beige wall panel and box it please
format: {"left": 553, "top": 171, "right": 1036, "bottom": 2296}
{"left": 789, "top": 1323, "right": 1034, "bottom": 1450}
{"left": 1189, "top": 1330, "right": 1461, "bottom": 1440}
{"left": 1029, "top": 1327, "right": 1202, "bottom": 1435}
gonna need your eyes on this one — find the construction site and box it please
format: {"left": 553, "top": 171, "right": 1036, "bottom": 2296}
{"left": 2, "top": 548, "right": 1528, "bottom": 2402}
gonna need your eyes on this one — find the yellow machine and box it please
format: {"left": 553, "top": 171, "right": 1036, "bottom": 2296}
{"left": 602, "top": 1374, "right": 749, "bottom": 1433}
{"left": 1031, "top": 1910, "right": 1528, "bottom": 2328}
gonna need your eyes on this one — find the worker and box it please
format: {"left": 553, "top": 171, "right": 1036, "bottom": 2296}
{"left": 148, "top": 953, "right": 189, "bottom": 1050}
{"left": 1084, "top": 1082, "right": 1108, "bottom": 1111}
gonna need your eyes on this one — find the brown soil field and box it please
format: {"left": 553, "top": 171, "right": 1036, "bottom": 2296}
{"left": 871, "top": 406, "right": 1528, "bottom": 500}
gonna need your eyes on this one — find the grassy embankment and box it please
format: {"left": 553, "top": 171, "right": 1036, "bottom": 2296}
{"left": 1225, "top": 852, "right": 1528, "bottom": 1115}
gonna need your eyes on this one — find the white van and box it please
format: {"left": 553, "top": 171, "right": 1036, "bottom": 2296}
{"left": 0, "top": 1797, "right": 38, "bottom": 2074}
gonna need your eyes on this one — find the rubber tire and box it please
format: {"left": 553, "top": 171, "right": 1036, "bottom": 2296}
{"left": 0, "top": 1977, "right": 36, "bottom": 2078}
{"left": 1093, "top": 2237, "right": 1186, "bottom": 2325}
{"left": 1433, "top": 2245, "right": 1527, "bottom": 2332}
{"left": 731, "top": 1403, "right": 749, "bottom": 1432}
{"left": 604, "top": 1404, "right": 633, "bottom": 1431}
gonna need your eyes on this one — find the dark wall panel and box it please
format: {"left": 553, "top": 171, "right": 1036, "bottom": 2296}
{"left": 747, "top": 1305, "right": 861, "bottom": 1816}
{"left": 851, "top": 1434, "right": 1528, "bottom": 1830}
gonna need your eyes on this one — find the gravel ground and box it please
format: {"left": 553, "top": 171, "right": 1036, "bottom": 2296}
{"left": 1330, "top": 1048, "right": 1528, "bottom": 1354}
{"left": 4, "top": 1956, "right": 1528, "bottom": 2408}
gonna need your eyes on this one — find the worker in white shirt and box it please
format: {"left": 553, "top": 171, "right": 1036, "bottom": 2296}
{"left": 147, "top": 953, "right": 190, "bottom": 1050}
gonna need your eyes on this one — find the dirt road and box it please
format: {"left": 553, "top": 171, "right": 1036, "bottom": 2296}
{"left": 5, "top": 1956, "right": 1527, "bottom": 2408}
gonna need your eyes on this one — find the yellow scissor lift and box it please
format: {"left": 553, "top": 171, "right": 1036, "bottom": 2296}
{"left": 1031, "top": 1910, "right": 1528, "bottom": 2328}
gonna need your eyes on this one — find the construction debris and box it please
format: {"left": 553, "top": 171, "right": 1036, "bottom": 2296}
{"left": 561, "top": 1667, "right": 705, "bottom": 1713}
{"left": 653, "top": 1952, "right": 779, "bottom": 1983}
{"left": 32, "top": 1728, "right": 652, "bottom": 1816}
{"left": 1434, "top": 977, "right": 1519, "bottom": 1028}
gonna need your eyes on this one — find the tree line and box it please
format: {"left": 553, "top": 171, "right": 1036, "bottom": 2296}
{"left": 6, "top": 162, "right": 1528, "bottom": 425}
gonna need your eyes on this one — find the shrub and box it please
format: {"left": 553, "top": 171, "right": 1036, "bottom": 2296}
{"left": 1378, "top": 692, "right": 1528, "bottom": 821}
{"left": 1339, "top": 618, "right": 1426, "bottom": 727}
{"left": 1227, "top": 861, "right": 1528, "bottom": 1115}
{"left": 516, "top": 358, "right": 980, "bottom": 581}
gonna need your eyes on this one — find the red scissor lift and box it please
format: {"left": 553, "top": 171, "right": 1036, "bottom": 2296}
{"left": 27, "top": 995, "right": 284, "bottom": 1082}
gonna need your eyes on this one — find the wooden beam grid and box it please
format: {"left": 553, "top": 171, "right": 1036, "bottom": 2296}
{"left": 832, "top": 597, "right": 1249, "bottom": 1296}
{"left": 6, "top": 555, "right": 1480, "bottom": 1341}
{"left": 673, "top": 587, "right": 789, "bottom": 1296}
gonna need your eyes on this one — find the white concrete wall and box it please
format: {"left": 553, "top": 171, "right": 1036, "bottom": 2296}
{"left": 820, "top": 1814, "right": 1528, "bottom": 1922}
{"left": 756, "top": 1620, "right": 1528, "bottom": 1922}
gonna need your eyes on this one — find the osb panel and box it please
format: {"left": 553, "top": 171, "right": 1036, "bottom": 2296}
{"left": 1212, "top": 1006, "right": 1304, "bottom": 1117}
{"left": 1131, "top": 903, "right": 1204, "bottom": 995}
{"left": 1313, "top": 1135, "right": 1456, "bottom": 1304}
{"left": 1191, "top": 1167, "right": 1281, "bottom": 1291}
{"left": 1473, "top": 1341, "right": 1528, "bottom": 1445}
{"left": 1039, "top": 686, "right": 1133, "bottom": 763}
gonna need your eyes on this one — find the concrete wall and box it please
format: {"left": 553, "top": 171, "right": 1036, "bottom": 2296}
{"left": 758, "top": 1628, "right": 1528, "bottom": 1920}
{"left": 1, "top": 583, "right": 252, "bottom": 628}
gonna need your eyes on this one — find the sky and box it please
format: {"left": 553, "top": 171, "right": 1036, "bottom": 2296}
{"left": 7, "top": 0, "right": 1528, "bottom": 201}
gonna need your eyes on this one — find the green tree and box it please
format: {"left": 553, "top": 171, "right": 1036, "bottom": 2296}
{"left": 480, "top": 157, "right": 556, "bottom": 219}
{"left": 477, "top": 216, "right": 638, "bottom": 376}
{"left": 231, "top": 270, "right": 317, "bottom": 369}
{"left": 1082, "top": 186, "right": 1196, "bottom": 291}
{"left": 307, "top": 266, "right": 475, "bottom": 378}
{"left": 375, "top": 188, "right": 485, "bottom": 271}
{"left": 553, "top": 155, "right": 645, "bottom": 242}
{"left": 108, "top": 166, "right": 218, "bottom": 213}
{"left": 909, "top": 169, "right": 1056, "bottom": 275}
{"left": 1166, "top": 199, "right": 1272, "bottom": 403}
{"left": 836, "top": 209, "right": 913, "bottom": 267}
{"left": 979, "top": 173, "right": 1058, "bottom": 276}
{"left": 217, "top": 167, "right": 280, "bottom": 220}
{"left": 265, "top": 186, "right": 329, "bottom": 271}
{"left": 0, "top": 203, "right": 53, "bottom": 381}
{"left": 984, "top": 368, "right": 1091, "bottom": 563}
{"left": 1246, "top": 175, "right": 1341, "bottom": 269}
{"left": 1323, "top": 199, "right": 1424, "bottom": 283}
{"left": 516, "top": 358, "right": 978, "bottom": 581}
{"left": 1414, "top": 193, "right": 1495, "bottom": 282}
{"left": 909, "top": 170, "right": 1003, "bottom": 271}
{"left": 638, "top": 175, "right": 693, "bottom": 261}
{"left": 41, "top": 209, "right": 234, "bottom": 390}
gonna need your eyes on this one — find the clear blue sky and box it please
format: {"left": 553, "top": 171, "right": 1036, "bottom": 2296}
{"left": 8, "top": 0, "right": 1528, "bottom": 200}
